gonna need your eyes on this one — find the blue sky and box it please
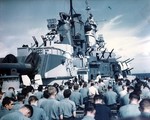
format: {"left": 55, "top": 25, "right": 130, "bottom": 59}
{"left": 0, "top": 0, "right": 150, "bottom": 73}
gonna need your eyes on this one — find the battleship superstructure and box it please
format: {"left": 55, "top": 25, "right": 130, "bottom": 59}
{"left": 0, "top": 0, "right": 134, "bottom": 87}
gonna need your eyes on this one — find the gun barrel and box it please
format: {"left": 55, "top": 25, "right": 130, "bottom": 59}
{"left": 126, "top": 58, "right": 134, "bottom": 63}
{"left": 0, "top": 63, "right": 32, "bottom": 73}
{"left": 122, "top": 58, "right": 130, "bottom": 63}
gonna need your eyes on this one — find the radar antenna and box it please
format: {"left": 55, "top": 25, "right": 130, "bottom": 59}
{"left": 85, "top": 0, "right": 91, "bottom": 14}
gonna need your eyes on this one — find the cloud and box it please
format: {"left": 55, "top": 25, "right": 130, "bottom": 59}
{"left": 97, "top": 15, "right": 123, "bottom": 31}
{"left": 0, "top": 27, "right": 49, "bottom": 57}
{"left": 3, "top": 35, "right": 16, "bottom": 41}
{"left": 97, "top": 15, "right": 150, "bottom": 73}
{"left": 0, "top": 24, "right": 49, "bottom": 58}
{"left": 109, "top": 15, "right": 123, "bottom": 26}
{"left": 28, "top": 28, "right": 43, "bottom": 36}
{"left": 27, "top": 27, "right": 49, "bottom": 44}
{"left": 0, "top": 28, "right": 3, "bottom": 32}
{"left": 0, "top": 43, "right": 15, "bottom": 58}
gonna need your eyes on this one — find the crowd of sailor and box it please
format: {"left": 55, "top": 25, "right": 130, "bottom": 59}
{"left": 0, "top": 77, "right": 150, "bottom": 120}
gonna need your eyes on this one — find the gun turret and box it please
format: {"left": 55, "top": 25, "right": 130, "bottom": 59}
{"left": 0, "top": 52, "right": 41, "bottom": 80}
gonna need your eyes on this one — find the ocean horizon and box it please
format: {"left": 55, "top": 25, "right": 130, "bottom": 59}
{"left": 132, "top": 73, "right": 150, "bottom": 79}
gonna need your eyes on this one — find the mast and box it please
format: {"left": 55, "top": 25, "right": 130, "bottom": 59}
{"left": 69, "top": 0, "right": 75, "bottom": 37}
{"left": 70, "top": 0, "right": 73, "bottom": 20}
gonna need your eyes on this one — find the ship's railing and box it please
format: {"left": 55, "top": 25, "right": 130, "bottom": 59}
{"left": 30, "top": 47, "right": 72, "bottom": 57}
{"left": 31, "top": 47, "right": 63, "bottom": 55}
{"left": 18, "top": 46, "right": 72, "bottom": 57}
